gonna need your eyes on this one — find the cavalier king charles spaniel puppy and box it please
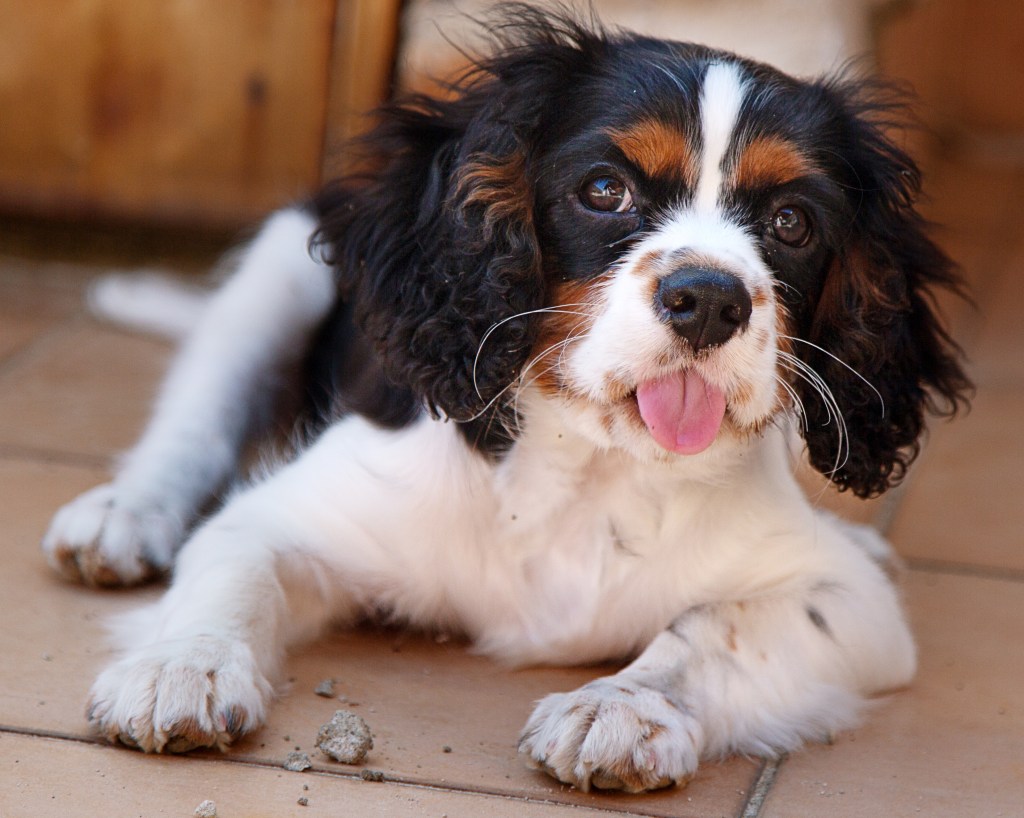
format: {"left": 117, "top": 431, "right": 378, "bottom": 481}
{"left": 43, "top": 7, "right": 969, "bottom": 793}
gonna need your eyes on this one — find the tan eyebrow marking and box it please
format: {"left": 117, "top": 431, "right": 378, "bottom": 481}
{"left": 607, "top": 119, "right": 697, "bottom": 186}
{"left": 732, "top": 136, "right": 817, "bottom": 190}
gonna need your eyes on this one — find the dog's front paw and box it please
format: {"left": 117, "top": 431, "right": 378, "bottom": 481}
{"left": 88, "top": 636, "right": 272, "bottom": 753}
{"left": 519, "top": 677, "right": 702, "bottom": 793}
{"left": 42, "top": 483, "right": 182, "bottom": 586}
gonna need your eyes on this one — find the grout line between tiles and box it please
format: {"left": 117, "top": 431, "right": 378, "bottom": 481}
{"left": 0, "top": 444, "right": 111, "bottom": 470}
{"left": 0, "top": 723, "right": 107, "bottom": 747}
{"left": 0, "top": 312, "right": 89, "bottom": 383}
{"left": 0, "top": 724, "right": 668, "bottom": 817}
{"left": 906, "top": 557, "right": 1024, "bottom": 584}
{"left": 736, "top": 756, "right": 784, "bottom": 818}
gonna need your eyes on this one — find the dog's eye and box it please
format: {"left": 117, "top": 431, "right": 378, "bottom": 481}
{"left": 581, "top": 176, "right": 635, "bottom": 213}
{"left": 770, "top": 206, "right": 811, "bottom": 247}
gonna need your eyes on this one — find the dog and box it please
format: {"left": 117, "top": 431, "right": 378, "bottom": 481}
{"left": 42, "top": 7, "right": 969, "bottom": 793}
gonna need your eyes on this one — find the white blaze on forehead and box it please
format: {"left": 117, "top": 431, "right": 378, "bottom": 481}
{"left": 694, "top": 62, "right": 747, "bottom": 212}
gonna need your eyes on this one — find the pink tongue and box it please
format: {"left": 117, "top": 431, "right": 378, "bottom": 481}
{"left": 635, "top": 371, "right": 726, "bottom": 455}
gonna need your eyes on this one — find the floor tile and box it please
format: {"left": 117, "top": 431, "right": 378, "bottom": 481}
{"left": 0, "top": 459, "right": 162, "bottom": 736}
{"left": 0, "top": 321, "right": 171, "bottom": 460}
{"left": 0, "top": 259, "right": 94, "bottom": 366}
{"left": 760, "top": 571, "right": 1024, "bottom": 818}
{"left": 969, "top": 241, "right": 1024, "bottom": 386}
{"left": 0, "top": 733, "right": 621, "bottom": 818}
{"left": 0, "top": 460, "right": 757, "bottom": 818}
{"left": 888, "top": 386, "right": 1024, "bottom": 573}
{"left": 916, "top": 161, "right": 1024, "bottom": 346}
{"left": 0, "top": 257, "right": 91, "bottom": 321}
{"left": 0, "top": 314, "right": 56, "bottom": 365}
{"left": 224, "top": 629, "right": 760, "bottom": 817}
{"left": 928, "top": 231, "right": 998, "bottom": 342}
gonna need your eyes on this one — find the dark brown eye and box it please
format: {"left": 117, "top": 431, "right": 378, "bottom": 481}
{"left": 581, "top": 176, "right": 634, "bottom": 213}
{"left": 771, "top": 205, "right": 811, "bottom": 246}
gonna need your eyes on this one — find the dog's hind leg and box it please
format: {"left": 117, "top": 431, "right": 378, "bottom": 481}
{"left": 43, "top": 208, "right": 335, "bottom": 586}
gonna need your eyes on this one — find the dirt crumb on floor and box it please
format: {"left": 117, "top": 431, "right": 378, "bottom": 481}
{"left": 193, "top": 801, "right": 217, "bottom": 818}
{"left": 314, "top": 678, "right": 337, "bottom": 698}
{"left": 315, "top": 709, "right": 373, "bottom": 764}
{"left": 285, "top": 751, "right": 312, "bottom": 772}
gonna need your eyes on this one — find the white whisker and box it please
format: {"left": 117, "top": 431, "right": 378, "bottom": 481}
{"left": 772, "top": 373, "right": 806, "bottom": 430}
{"left": 770, "top": 277, "right": 801, "bottom": 299}
{"left": 511, "top": 321, "right": 594, "bottom": 423}
{"left": 463, "top": 306, "right": 595, "bottom": 427}
{"left": 471, "top": 304, "right": 596, "bottom": 400}
{"left": 779, "top": 334, "right": 885, "bottom": 418}
{"left": 777, "top": 351, "right": 850, "bottom": 480}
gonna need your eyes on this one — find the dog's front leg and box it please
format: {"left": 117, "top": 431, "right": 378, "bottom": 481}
{"left": 85, "top": 511, "right": 344, "bottom": 753}
{"left": 520, "top": 540, "right": 915, "bottom": 792}
{"left": 518, "top": 626, "right": 704, "bottom": 793}
{"left": 84, "top": 420, "right": 405, "bottom": 753}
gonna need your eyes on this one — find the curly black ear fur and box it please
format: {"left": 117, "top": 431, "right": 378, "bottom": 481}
{"left": 797, "top": 79, "right": 972, "bottom": 498}
{"left": 312, "top": 7, "right": 604, "bottom": 451}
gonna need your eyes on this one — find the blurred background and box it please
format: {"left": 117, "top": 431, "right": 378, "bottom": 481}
{"left": 0, "top": 0, "right": 1020, "bottom": 236}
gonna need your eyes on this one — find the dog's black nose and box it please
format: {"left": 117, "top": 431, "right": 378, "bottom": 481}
{"left": 656, "top": 267, "right": 752, "bottom": 352}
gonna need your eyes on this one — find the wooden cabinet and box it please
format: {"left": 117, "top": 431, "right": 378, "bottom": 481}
{"left": 0, "top": 0, "right": 399, "bottom": 227}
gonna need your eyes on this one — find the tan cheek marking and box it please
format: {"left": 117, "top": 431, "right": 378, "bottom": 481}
{"left": 733, "top": 136, "right": 816, "bottom": 190}
{"left": 748, "top": 287, "right": 773, "bottom": 353}
{"left": 636, "top": 253, "right": 669, "bottom": 321}
{"left": 730, "top": 380, "right": 755, "bottom": 412}
{"left": 774, "top": 302, "right": 797, "bottom": 410}
{"left": 608, "top": 119, "right": 697, "bottom": 186}
{"left": 633, "top": 249, "right": 666, "bottom": 278}
{"left": 603, "top": 372, "right": 635, "bottom": 404}
{"left": 527, "top": 278, "right": 606, "bottom": 396}
{"left": 775, "top": 302, "right": 795, "bottom": 359}
{"left": 600, "top": 409, "right": 616, "bottom": 436}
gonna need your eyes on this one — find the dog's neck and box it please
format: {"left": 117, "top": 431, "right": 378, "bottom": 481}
{"left": 491, "top": 387, "right": 799, "bottom": 517}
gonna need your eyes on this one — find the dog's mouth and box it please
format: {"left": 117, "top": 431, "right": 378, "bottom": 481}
{"left": 629, "top": 369, "right": 727, "bottom": 455}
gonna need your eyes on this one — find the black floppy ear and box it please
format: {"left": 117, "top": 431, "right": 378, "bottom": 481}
{"left": 313, "top": 10, "right": 597, "bottom": 451}
{"left": 797, "top": 81, "right": 972, "bottom": 498}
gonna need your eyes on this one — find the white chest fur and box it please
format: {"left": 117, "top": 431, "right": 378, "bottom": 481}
{"left": 328, "top": 396, "right": 809, "bottom": 666}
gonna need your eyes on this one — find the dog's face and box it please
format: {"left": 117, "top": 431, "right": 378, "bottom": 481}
{"left": 528, "top": 59, "right": 829, "bottom": 462}
{"left": 315, "top": 10, "right": 969, "bottom": 497}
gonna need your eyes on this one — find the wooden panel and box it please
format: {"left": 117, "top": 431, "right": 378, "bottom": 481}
{"left": 0, "top": 0, "right": 336, "bottom": 226}
{"left": 877, "top": 0, "right": 1024, "bottom": 136}
{"left": 322, "top": 0, "right": 402, "bottom": 177}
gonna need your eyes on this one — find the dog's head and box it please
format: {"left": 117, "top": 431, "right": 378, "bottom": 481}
{"left": 314, "top": 7, "right": 970, "bottom": 498}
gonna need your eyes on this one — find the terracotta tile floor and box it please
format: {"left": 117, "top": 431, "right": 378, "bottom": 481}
{"left": 2, "top": 155, "right": 1022, "bottom": 817}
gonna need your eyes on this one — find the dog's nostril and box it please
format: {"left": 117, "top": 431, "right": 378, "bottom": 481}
{"left": 663, "top": 290, "right": 698, "bottom": 315}
{"left": 656, "top": 267, "right": 752, "bottom": 352}
{"left": 721, "top": 303, "right": 744, "bottom": 326}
